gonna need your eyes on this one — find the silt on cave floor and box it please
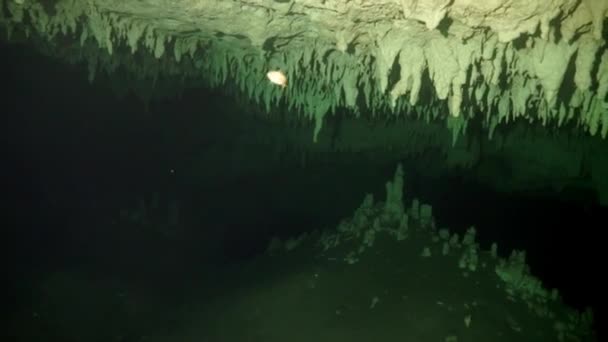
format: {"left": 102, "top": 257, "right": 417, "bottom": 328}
{"left": 3, "top": 1, "right": 608, "bottom": 341}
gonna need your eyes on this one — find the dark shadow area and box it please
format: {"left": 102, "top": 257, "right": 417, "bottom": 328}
{"left": 2, "top": 41, "right": 604, "bottom": 341}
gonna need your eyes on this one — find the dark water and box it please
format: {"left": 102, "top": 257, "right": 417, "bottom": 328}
{"left": 3, "top": 42, "right": 603, "bottom": 340}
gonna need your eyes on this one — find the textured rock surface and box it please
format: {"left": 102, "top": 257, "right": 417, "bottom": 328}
{"left": 1, "top": 0, "right": 608, "bottom": 206}
{"left": 1, "top": 0, "right": 607, "bottom": 142}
